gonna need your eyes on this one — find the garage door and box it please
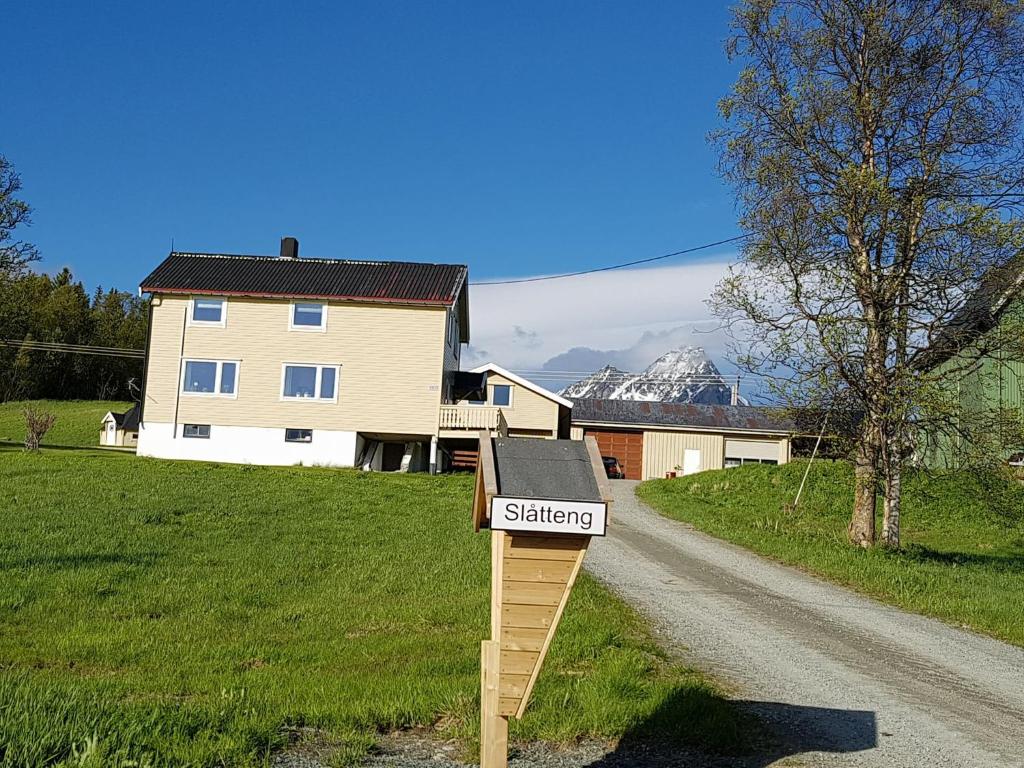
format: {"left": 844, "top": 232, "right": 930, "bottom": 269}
{"left": 586, "top": 429, "right": 643, "bottom": 480}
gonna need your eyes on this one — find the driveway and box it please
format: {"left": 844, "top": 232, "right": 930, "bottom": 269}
{"left": 585, "top": 481, "right": 1024, "bottom": 768}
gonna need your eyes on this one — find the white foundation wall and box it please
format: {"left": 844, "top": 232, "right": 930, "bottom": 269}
{"left": 137, "top": 422, "right": 359, "bottom": 468}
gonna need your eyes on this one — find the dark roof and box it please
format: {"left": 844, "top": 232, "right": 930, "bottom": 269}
{"left": 916, "top": 254, "right": 1024, "bottom": 371}
{"left": 110, "top": 404, "right": 140, "bottom": 431}
{"left": 494, "top": 438, "right": 602, "bottom": 501}
{"left": 140, "top": 252, "right": 468, "bottom": 306}
{"left": 570, "top": 399, "right": 797, "bottom": 434}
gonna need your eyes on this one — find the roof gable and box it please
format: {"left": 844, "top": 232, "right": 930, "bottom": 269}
{"left": 470, "top": 363, "right": 573, "bottom": 408}
{"left": 140, "top": 252, "right": 468, "bottom": 307}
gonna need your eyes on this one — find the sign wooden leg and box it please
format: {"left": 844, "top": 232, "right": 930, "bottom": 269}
{"left": 480, "top": 639, "right": 508, "bottom": 768}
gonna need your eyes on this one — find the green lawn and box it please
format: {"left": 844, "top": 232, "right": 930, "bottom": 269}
{"left": 638, "top": 460, "right": 1024, "bottom": 646}
{"left": 0, "top": 400, "right": 131, "bottom": 448}
{"left": 0, "top": 444, "right": 741, "bottom": 767}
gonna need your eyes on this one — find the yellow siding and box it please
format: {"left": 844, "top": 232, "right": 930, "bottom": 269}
{"left": 569, "top": 425, "right": 584, "bottom": 441}
{"left": 487, "top": 373, "right": 559, "bottom": 437}
{"left": 642, "top": 431, "right": 725, "bottom": 479}
{"left": 142, "top": 294, "right": 447, "bottom": 435}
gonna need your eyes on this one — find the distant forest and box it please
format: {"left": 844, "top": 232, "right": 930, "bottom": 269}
{"left": 0, "top": 267, "right": 147, "bottom": 402}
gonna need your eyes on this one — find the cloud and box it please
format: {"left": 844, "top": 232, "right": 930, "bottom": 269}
{"left": 512, "top": 325, "right": 542, "bottom": 349}
{"left": 467, "top": 258, "right": 734, "bottom": 381}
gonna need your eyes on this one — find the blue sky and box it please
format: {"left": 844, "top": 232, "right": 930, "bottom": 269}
{"left": 7, "top": 2, "right": 746, "bottom": 382}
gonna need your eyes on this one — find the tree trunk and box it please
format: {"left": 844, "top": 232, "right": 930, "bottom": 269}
{"left": 881, "top": 455, "right": 902, "bottom": 548}
{"left": 849, "top": 433, "right": 877, "bottom": 547}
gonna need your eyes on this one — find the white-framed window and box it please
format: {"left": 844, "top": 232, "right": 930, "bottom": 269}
{"left": 724, "top": 457, "right": 778, "bottom": 468}
{"left": 285, "top": 428, "right": 313, "bottom": 443}
{"left": 181, "top": 359, "right": 238, "bottom": 397}
{"left": 290, "top": 301, "right": 327, "bottom": 331}
{"left": 189, "top": 297, "right": 226, "bottom": 327}
{"left": 183, "top": 424, "right": 211, "bottom": 439}
{"left": 491, "top": 384, "right": 512, "bottom": 407}
{"left": 281, "top": 363, "right": 339, "bottom": 401}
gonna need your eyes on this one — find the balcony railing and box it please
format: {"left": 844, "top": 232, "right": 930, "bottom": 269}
{"left": 439, "top": 404, "right": 504, "bottom": 431}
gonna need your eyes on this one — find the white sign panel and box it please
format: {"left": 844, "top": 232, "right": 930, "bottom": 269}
{"left": 490, "top": 496, "right": 607, "bottom": 536}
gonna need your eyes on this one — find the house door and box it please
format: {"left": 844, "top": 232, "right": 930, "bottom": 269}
{"left": 104, "top": 422, "right": 115, "bottom": 446}
{"left": 681, "top": 449, "right": 701, "bottom": 476}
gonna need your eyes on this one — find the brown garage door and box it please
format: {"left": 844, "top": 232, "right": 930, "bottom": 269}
{"left": 586, "top": 429, "right": 643, "bottom": 480}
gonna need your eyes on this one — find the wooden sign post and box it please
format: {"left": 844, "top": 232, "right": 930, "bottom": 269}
{"left": 473, "top": 434, "right": 613, "bottom": 768}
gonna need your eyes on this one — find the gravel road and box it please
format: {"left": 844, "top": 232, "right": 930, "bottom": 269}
{"left": 583, "top": 480, "right": 1024, "bottom": 768}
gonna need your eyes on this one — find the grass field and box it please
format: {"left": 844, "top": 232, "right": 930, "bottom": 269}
{"left": 639, "top": 460, "right": 1024, "bottom": 646}
{"left": 0, "top": 400, "right": 130, "bottom": 448}
{"left": 0, "top": 435, "right": 742, "bottom": 766}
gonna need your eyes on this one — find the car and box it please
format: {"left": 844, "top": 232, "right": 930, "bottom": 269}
{"left": 602, "top": 456, "right": 625, "bottom": 479}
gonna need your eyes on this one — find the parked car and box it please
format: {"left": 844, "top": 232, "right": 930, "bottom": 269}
{"left": 602, "top": 456, "right": 625, "bottom": 479}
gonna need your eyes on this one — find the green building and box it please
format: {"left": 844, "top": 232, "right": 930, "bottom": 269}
{"left": 920, "top": 261, "right": 1024, "bottom": 468}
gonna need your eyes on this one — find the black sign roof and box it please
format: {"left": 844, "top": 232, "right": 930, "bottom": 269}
{"left": 493, "top": 438, "right": 602, "bottom": 501}
{"left": 570, "top": 398, "right": 796, "bottom": 434}
{"left": 140, "top": 252, "right": 468, "bottom": 306}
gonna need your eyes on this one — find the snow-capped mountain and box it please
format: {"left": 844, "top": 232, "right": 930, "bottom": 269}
{"left": 560, "top": 347, "right": 738, "bottom": 405}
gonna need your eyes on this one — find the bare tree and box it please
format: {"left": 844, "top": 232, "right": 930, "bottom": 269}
{"left": 23, "top": 408, "right": 56, "bottom": 452}
{"left": 714, "top": 0, "right": 1024, "bottom": 547}
{"left": 0, "top": 155, "right": 40, "bottom": 277}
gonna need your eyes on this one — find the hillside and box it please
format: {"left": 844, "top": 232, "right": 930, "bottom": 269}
{"left": 0, "top": 438, "right": 740, "bottom": 765}
{"left": 0, "top": 399, "right": 131, "bottom": 447}
{"left": 561, "top": 347, "right": 738, "bottom": 404}
{"left": 639, "top": 461, "right": 1024, "bottom": 646}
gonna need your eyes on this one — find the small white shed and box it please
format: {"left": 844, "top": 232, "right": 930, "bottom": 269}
{"left": 100, "top": 405, "right": 140, "bottom": 448}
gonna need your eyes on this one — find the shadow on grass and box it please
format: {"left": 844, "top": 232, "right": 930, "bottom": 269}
{"left": 0, "top": 551, "right": 164, "bottom": 572}
{"left": 584, "top": 690, "right": 876, "bottom": 767}
{"left": 897, "top": 544, "right": 1024, "bottom": 571}
{"left": 0, "top": 440, "right": 133, "bottom": 454}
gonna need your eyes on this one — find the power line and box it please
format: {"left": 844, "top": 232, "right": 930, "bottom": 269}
{"left": 470, "top": 234, "right": 750, "bottom": 286}
{"left": 0, "top": 339, "right": 146, "bottom": 359}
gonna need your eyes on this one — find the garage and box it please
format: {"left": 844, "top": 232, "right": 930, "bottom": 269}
{"left": 585, "top": 428, "right": 643, "bottom": 480}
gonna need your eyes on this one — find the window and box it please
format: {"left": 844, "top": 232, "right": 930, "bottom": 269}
{"left": 282, "top": 364, "right": 339, "bottom": 401}
{"left": 290, "top": 302, "right": 326, "bottom": 330}
{"left": 191, "top": 297, "right": 225, "bottom": 325}
{"left": 491, "top": 384, "right": 512, "bottom": 407}
{"left": 724, "top": 457, "right": 778, "bottom": 468}
{"left": 183, "top": 424, "right": 211, "bottom": 439}
{"left": 285, "top": 428, "right": 313, "bottom": 443}
{"left": 182, "top": 360, "right": 238, "bottom": 397}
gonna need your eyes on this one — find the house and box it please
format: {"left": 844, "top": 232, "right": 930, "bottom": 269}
{"left": 917, "top": 256, "right": 1024, "bottom": 467}
{"left": 136, "top": 238, "right": 485, "bottom": 471}
{"left": 438, "top": 363, "right": 572, "bottom": 468}
{"left": 569, "top": 399, "right": 795, "bottom": 480}
{"left": 100, "top": 404, "right": 140, "bottom": 447}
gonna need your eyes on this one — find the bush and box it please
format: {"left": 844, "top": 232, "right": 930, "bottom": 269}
{"left": 23, "top": 408, "right": 56, "bottom": 452}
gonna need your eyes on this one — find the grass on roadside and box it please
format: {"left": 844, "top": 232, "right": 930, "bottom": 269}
{"left": 0, "top": 444, "right": 743, "bottom": 767}
{"left": 0, "top": 399, "right": 130, "bottom": 448}
{"left": 638, "top": 460, "right": 1024, "bottom": 646}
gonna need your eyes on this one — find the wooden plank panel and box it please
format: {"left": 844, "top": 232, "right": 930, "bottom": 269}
{"left": 500, "top": 626, "right": 549, "bottom": 652}
{"left": 504, "top": 535, "right": 588, "bottom": 561}
{"left": 499, "top": 673, "right": 531, "bottom": 699}
{"left": 502, "top": 580, "right": 567, "bottom": 606}
{"left": 587, "top": 428, "right": 643, "bottom": 480}
{"left": 502, "top": 558, "right": 576, "bottom": 583}
{"left": 498, "top": 698, "right": 521, "bottom": 717}
{"left": 501, "top": 604, "right": 556, "bottom": 629}
{"left": 500, "top": 650, "right": 541, "bottom": 676}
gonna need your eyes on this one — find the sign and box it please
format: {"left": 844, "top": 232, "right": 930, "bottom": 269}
{"left": 489, "top": 496, "right": 607, "bottom": 536}
{"left": 473, "top": 434, "right": 613, "bottom": 768}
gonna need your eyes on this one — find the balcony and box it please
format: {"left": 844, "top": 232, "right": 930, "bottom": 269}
{"left": 439, "top": 404, "right": 507, "bottom": 434}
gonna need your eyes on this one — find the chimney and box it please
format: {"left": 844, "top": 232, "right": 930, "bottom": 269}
{"left": 280, "top": 237, "right": 299, "bottom": 259}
